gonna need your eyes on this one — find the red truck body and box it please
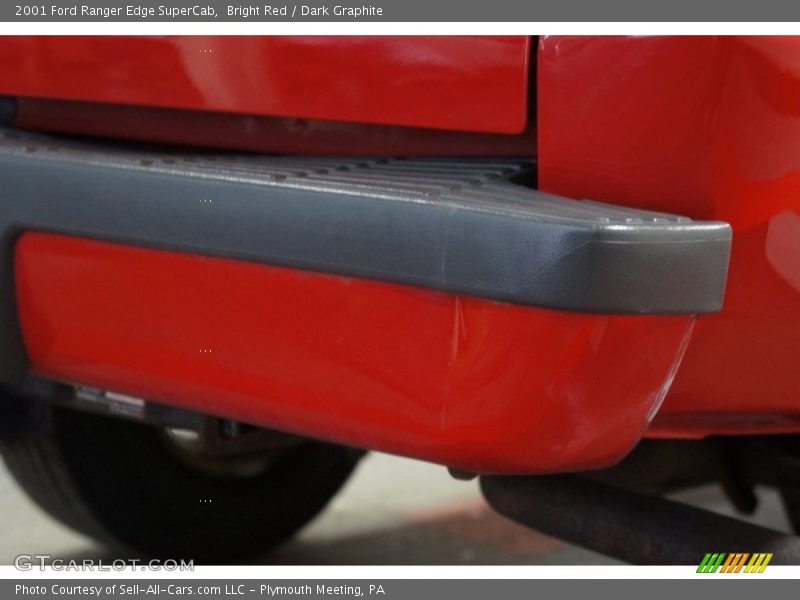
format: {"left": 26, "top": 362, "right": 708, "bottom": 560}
{"left": 0, "top": 35, "right": 795, "bottom": 473}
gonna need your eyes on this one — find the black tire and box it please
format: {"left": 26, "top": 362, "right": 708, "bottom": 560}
{"left": 0, "top": 393, "right": 362, "bottom": 562}
{"left": 781, "top": 487, "right": 800, "bottom": 534}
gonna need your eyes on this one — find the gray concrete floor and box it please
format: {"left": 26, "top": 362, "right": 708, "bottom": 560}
{"left": 0, "top": 452, "right": 794, "bottom": 565}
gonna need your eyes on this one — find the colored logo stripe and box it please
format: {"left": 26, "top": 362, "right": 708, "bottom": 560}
{"left": 744, "top": 553, "right": 773, "bottom": 573}
{"left": 697, "top": 553, "right": 726, "bottom": 573}
{"left": 720, "top": 553, "right": 749, "bottom": 573}
{"left": 697, "top": 552, "right": 773, "bottom": 573}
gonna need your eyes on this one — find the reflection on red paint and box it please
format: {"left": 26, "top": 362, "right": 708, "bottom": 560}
{"left": 0, "top": 36, "right": 530, "bottom": 134}
{"left": 16, "top": 233, "right": 691, "bottom": 473}
{"left": 538, "top": 35, "right": 800, "bottom": 435}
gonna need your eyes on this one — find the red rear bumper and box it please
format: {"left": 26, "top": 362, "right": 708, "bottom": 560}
{"left": 0, "top": 129, "right": 730, "bottom": 474}
{"left": 17, "top": 233, "right": 694, "bottom": 474}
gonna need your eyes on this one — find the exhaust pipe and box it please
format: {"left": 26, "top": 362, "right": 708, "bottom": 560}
{"left": 480, "top": 474, "right": 800, "bottom": 565}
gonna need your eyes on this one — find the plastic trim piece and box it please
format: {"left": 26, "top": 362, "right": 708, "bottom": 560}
{"left": 0, "top": 127, "right": 731, "bottom": 381}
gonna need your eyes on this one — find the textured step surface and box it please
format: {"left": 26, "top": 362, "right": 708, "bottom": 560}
{"left": 0, "top": 127, "right": 731, "bottom": 379}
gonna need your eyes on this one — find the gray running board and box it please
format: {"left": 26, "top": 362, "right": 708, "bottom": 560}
{"left": 0, "top": 127, "right": 731, "bottom": 382}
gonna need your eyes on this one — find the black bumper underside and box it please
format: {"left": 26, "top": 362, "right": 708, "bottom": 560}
{"left": 0, "top": 127, "right": 731, "bottom": 381}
